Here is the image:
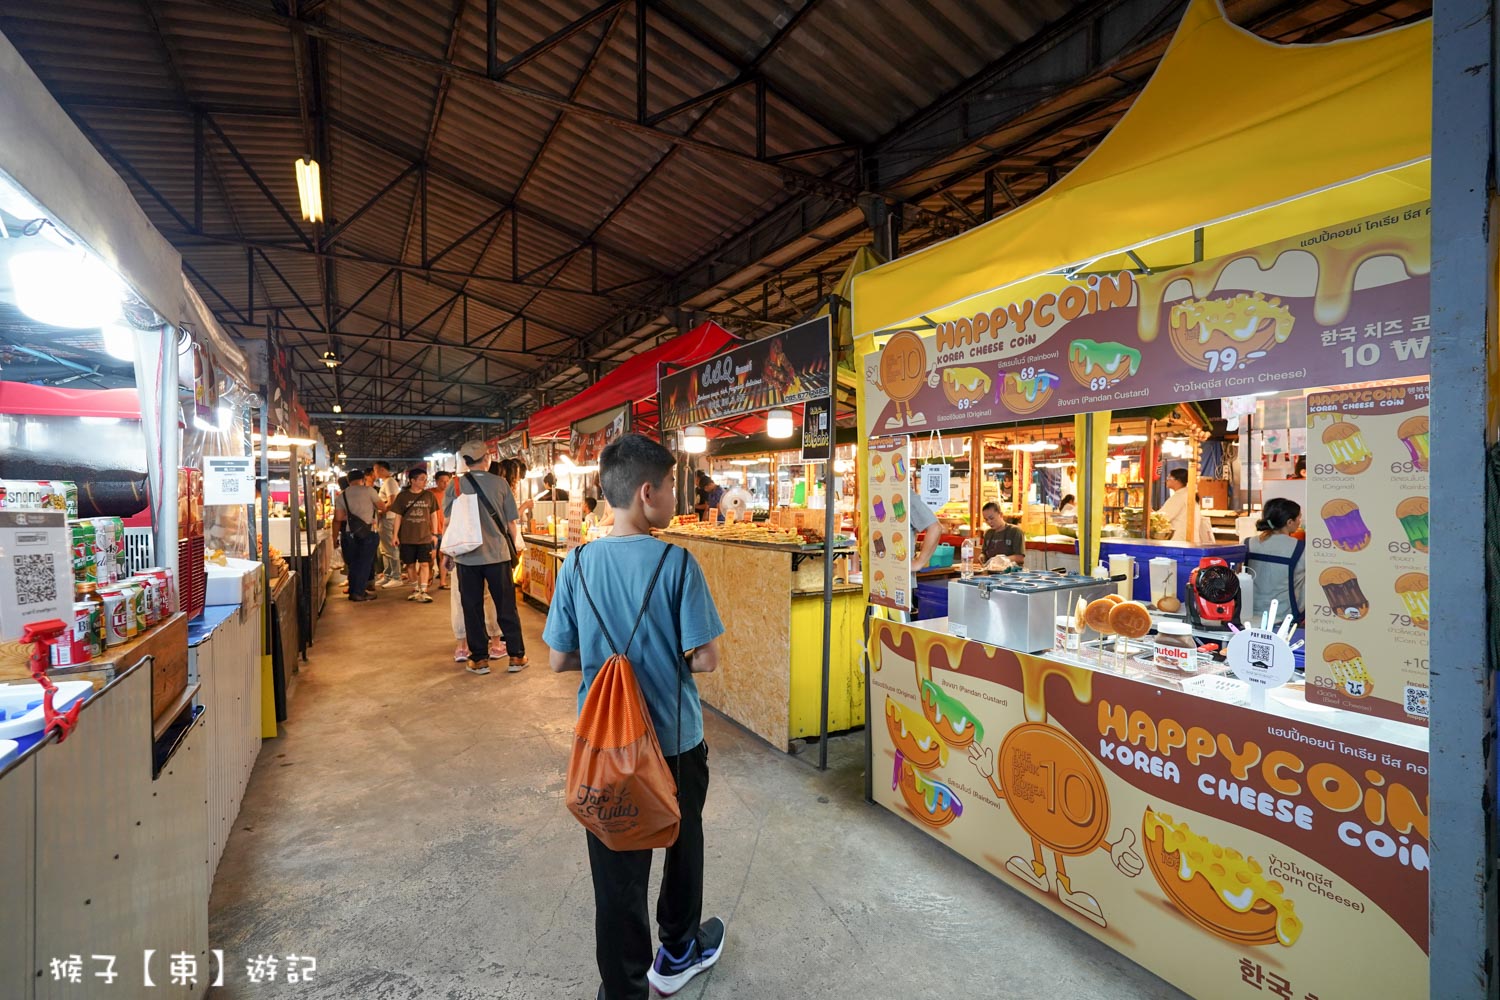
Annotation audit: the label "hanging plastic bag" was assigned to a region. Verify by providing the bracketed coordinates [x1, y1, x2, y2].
[441, 488, 483, 556]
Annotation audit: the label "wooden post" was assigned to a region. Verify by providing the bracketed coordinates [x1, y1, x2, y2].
[969, 432, 982, 534]
[1141, 418, 1156, 539]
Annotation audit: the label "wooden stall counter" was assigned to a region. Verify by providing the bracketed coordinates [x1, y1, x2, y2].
[663, 533, 864, 752]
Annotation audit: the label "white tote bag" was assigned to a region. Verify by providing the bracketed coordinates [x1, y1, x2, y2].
[441, 488, 484, 556]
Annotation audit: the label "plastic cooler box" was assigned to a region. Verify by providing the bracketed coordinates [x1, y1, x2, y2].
[1099, 539, 1247, 603]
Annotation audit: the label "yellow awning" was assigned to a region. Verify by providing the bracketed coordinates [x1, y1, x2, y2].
[851, 0, 1432, 341]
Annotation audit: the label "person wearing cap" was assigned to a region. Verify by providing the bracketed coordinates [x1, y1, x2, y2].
[443, 439, 528, 675]
[335, 469, 381, 602]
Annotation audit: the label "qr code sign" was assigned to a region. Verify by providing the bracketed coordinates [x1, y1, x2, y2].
[1248, 641, 1273, 665]
[14, 552, 58, 607]
[1404, 684, 1430, 718]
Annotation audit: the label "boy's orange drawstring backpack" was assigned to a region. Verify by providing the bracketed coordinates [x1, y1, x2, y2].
[565, 544, 682, 851]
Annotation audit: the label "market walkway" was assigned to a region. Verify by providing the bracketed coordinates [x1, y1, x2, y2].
[208, 579, 1185, 999]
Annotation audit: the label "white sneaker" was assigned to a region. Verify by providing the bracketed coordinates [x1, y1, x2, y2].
[416, 591, 433, 603]
[381, 578, 405, 589]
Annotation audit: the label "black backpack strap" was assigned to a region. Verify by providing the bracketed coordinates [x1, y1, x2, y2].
[574, 542, 674, 661]
[466, 472, 519, 561]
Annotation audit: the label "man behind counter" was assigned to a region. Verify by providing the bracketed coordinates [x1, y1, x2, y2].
[980, 502, 1026, 567]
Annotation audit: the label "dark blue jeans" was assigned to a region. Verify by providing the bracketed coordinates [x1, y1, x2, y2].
[344, 531, 379, 599]
[455, 561, 524, 661]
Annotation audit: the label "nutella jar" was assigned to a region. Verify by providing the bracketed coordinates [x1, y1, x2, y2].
[1153, 621, 1200, 673]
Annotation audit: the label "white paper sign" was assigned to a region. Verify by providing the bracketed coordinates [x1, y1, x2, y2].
[920, 462, 951, 508]
[1226, 628, 1296, 689]
[203, 456, 255, 506]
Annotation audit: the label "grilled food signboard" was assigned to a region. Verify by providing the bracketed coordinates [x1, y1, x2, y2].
[659, 316, 831, 431]
[863, 205, 1431, 435]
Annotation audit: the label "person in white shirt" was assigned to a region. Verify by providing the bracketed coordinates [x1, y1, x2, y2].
[372, 461, 404, 587]
[1159, 468, 1213, 543]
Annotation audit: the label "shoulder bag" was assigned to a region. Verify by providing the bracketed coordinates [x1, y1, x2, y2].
[465, 472, 520, 563]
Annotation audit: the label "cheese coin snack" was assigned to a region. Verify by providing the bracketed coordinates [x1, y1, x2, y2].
[1397, 415, 1429, 471]
[1320, 498, 1371, 552]
[1394, 572, 1429, 630]
[1323, 641, 1372, 697]
[1143, 809, 1302, 948]
[1321, 420, 1373, 475]
[1167, 291, 1294, 371]
[940, 366, 992, 407]
[1318, 566, 1369, 621]
[885, 696, 947, 770]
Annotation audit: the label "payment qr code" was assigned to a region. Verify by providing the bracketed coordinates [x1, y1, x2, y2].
[1404, 684, 1430, 718]
[13, 552, 57, 607]
[1249, 640, 1273, 664]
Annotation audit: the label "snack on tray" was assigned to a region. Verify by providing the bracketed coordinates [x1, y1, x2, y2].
[1156, 595, 1182, 613]
[1394, 572, 1429, 630]
[1397, 415, 1430, 471]
[1107, 601, 1153, 639]
[1318, 567, 1369, 621]
[1321, 421, 1373, 475]
[1143, 808, 1302, 948]
[1083, 598, 1118, 634]
[1320, 499, 1371, 552]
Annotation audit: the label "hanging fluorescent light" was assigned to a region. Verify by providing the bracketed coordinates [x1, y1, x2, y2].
[332, 403, 342, 414]
[766, 409, 794, 439]
[1107, 434, 1147, 445]
[681, 426, 707, 454]
[295, 157, 323, 223]
[10, 248, 123, 328]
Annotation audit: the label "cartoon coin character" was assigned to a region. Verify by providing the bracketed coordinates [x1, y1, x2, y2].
[969, 724, 1144, 926]
[874, 331, 929, 430]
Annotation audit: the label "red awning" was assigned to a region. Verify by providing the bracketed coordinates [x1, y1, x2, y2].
[0, 381, 142, 418]
[527, 321, 739, 439]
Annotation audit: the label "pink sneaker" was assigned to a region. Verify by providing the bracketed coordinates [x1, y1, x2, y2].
[488, 639, 507, 659]
[454, 643, 470, 663]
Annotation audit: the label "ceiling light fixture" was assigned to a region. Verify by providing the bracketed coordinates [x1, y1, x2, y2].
[681, 426, 707, 454]
[320, 350, 340, 369]
[766, 409, 794, 439]
[331, 403, 342, 414]
[295, 157, 323, 223]
[10, 248, 123, 328]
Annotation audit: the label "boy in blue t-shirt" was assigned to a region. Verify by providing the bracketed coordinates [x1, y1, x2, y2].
[543, 434, 726, 1000]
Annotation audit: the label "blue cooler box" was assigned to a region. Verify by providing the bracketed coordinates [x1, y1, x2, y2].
[1100, 538, 1248, 603]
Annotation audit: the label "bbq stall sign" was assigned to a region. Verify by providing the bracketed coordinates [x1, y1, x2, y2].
[658, 316, 831, 431]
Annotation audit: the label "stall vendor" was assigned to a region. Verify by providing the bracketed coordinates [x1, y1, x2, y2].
[1245, 497, 1306, 623]
[1159, 468, 1212, 542]
[694, 471, 725, 522]
[910, 493, 942, 570]
[980, 502, 1026, 567]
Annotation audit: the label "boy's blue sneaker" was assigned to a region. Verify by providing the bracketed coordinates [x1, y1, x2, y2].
[646, 916, 725, 996]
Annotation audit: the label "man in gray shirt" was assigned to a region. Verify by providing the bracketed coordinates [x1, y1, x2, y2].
[443, 440, 527, 675]
[335, 469, 381, 602]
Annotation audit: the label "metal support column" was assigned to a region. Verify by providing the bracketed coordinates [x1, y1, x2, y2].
[1429, 0, 1499, 993]
[818, 310, 837, 771]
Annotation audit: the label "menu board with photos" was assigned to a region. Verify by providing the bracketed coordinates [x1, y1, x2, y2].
[867, 437, 912, 611]
[1304, 381, 1429, 726]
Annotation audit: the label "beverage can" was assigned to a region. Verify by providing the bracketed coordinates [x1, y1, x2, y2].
[127, 577, 157, 628]
[117, 582, 143, 637]
[142, 568, 172, 616]
[72, 601, 102, 659]
[70, 521, 96, 584]
[51, 630, 85, 668]
[99, 589, 129, 646]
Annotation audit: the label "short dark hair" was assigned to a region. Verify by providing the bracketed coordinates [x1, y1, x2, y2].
[435, 470, 452, 482]
[408, 466, 427, 479]
[337, 476, 349, 490]
[695, 470, 712, 485]
[601, 434, 675, 508]
[544, 472, 557, 487]
[1169, 468, 1189, 486]
[488, 461, 502, 476]
[982, 501, 1001, 514]
[373, 461, 391, 473]
[348, 468, 366, 482]
[584, 496, 598, 513]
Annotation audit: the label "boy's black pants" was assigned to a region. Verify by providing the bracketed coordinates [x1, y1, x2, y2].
[587, 741, 710, 1000]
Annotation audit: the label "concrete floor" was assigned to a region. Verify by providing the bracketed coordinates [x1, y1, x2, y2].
[208, 580, 1186, 1000]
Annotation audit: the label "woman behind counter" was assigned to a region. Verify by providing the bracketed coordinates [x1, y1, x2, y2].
[1245, 497, 1306, 624]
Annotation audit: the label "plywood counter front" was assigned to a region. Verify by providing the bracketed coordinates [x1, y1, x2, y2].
[663, 534, 864, 752]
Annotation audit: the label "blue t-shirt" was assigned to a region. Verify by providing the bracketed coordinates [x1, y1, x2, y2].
[542, 535, 724, 756]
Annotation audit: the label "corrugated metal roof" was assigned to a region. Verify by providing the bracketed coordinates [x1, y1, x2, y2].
[0, 0, 1430, 455]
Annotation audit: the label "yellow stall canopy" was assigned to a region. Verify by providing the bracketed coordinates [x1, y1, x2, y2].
[851, 0, 1432, 342]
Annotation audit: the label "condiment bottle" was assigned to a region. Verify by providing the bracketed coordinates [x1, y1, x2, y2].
[960, 538, 974, 580]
